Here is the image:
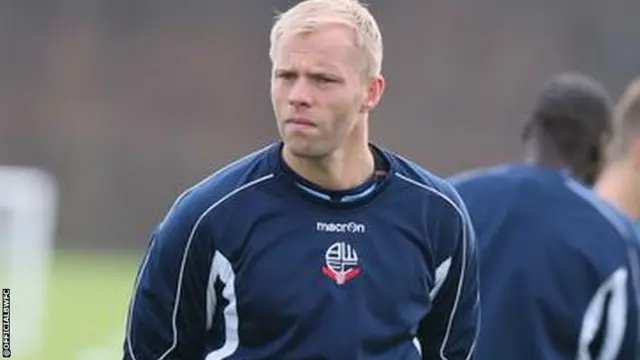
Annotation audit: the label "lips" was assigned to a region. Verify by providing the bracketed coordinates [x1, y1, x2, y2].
[285, 118, 316, 127]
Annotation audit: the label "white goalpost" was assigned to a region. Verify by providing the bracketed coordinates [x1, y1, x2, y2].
[0, 165, 58, 357]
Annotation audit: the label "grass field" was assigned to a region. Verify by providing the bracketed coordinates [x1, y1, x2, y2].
[22, 251, 140, 360]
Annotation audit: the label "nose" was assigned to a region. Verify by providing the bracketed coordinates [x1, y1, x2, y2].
[288, 78, 313, 108]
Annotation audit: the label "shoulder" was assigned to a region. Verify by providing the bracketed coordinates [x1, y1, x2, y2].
[449, 164, 521, 191]
[158, 144, 277, 232]
[383, 150, 476, 263]
[448, 164, 545, 214]
[563, 178, 638, 245]
[384, 149, 468, 224]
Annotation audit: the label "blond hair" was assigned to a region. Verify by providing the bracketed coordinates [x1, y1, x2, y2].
[610, 76, 640, 158]
[269, 0, 383, 79]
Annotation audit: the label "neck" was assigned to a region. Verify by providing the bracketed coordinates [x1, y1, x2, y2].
[526, 155, 566, 170]
[595, 162, 640, 221]
[525, 147, 567, 171]
[282, 137, 374, 191]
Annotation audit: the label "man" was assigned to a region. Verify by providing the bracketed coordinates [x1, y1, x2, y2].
[123, 1, 479, 359]
[450, 73, 640, 360]
[596, 76, 640, 233]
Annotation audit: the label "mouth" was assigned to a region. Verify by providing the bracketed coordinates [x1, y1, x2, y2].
[285, 117, 317, 127]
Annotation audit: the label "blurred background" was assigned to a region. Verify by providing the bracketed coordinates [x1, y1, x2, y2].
[1, 0, 639, 359]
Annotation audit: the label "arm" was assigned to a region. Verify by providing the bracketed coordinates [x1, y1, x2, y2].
[576, 267, 631, 359]
[537, 237, 636, 360]
[123, 199, 216, 360]
[572, 224, 640, 360]
[418, 192, 480, 360]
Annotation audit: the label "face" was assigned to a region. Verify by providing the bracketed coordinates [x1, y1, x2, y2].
[270, 25, 383, 158]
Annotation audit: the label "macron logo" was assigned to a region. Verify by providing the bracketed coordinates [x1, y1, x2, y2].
[316, 221, 366, 234]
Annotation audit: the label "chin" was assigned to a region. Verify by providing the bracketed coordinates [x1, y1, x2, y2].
[283, 139, 331, 159]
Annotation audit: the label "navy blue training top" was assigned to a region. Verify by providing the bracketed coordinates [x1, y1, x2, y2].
[124, 142, 479, 360]
[451, 164, 640, 360]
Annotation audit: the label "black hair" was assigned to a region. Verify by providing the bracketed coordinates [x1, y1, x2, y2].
[523, 73, 612, 155]
[522, 72, 612, 184]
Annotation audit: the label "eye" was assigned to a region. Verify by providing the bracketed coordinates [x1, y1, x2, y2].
[275, 71, 297, 80]
[312, 74, 337, 84]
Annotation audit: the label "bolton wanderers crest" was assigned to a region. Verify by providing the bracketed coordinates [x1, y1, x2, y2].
[321, 242, 362, 285]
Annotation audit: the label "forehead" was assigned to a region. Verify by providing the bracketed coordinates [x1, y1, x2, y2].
[273, 25, 360, 74]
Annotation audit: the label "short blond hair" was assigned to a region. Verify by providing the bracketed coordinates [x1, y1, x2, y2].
[269, 0, 383, 79]
[610, 76, 640, 158]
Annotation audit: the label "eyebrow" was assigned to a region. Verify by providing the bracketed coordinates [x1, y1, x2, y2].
[274, 67, 344, 79]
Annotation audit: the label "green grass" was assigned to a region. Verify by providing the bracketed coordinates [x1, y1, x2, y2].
[22, 251, 140, 360]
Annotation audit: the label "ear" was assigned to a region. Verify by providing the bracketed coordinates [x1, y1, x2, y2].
[360, 75, 385, 113]
[594, 131, 611, 163]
